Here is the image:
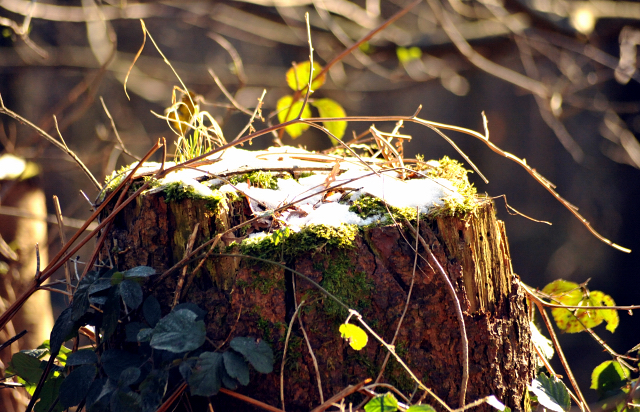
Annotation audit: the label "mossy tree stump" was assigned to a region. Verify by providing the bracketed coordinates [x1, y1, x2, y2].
[101, 157, 535, 411]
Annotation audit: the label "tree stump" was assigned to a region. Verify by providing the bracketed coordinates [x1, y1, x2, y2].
[101, 148, 535, 411]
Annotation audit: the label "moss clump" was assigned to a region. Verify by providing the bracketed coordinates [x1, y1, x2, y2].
[424, 156, 478, 217]
[239, 224, 358, 261]
[163, 181, 225, 211]
[349, 196, 417, 224]
[229, 170, 278, 189]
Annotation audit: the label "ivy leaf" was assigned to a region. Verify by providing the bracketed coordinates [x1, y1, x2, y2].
[150, 309, 206, 353]
[101, 349, 145, 381]
[88, 278, 114, 296]
[85, 377, 111, 411]
[276, 95, 311, 138]
[406, 405, 436, 412]
[188, 352, 223, 397]
[339, 323, 368, 350]
[590, 360, 630, 398]
[119, 279, 143, 310]
[125, 322, 147, 343]
[285, 61, 325, 91]
[124, 266, 155, 278]
[65, 349, 98, 366]
[528, 373, 571, 412]
[229, 337, 274, 374]
[364, 393, 399, 412]
[118, 367, 142, 388]
[311, 98, 347, 142]
[50, 307, 75, 358]
[143, 296, 161, 327]
[140, 369, 168, 412]
[72, 270, 100, 321]
[59, 364, 96, 408]
[101, 286, 121, 341]
[223, 350, 250, 386]
[110, 389, 142, 412]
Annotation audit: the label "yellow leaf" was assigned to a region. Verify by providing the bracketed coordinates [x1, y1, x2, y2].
[286, 61, 325, 92]
[311, 98, 347, 143]
[339, 323, 368, 350]
[276, 95, 311, 138]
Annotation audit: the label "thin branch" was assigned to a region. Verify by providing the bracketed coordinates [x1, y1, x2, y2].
[100, 97, 141, 161]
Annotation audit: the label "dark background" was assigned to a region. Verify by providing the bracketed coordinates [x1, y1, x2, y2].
[1, 0, 639, 404]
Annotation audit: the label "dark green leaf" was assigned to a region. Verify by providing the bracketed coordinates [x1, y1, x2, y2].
[88, 278, 113, 296]
[188, 352, 223, 397]
[223, 350, 250, 385]
[150, 309, 206, 353]
[124, 266, 156, 278]
[101, 349, 145, 380]
[59, 364, 96, 408]
[50, 307, 75, 357]
[140, 369, 168, 412]
[137, 328, 153, 343]
[173, 302, 206, 321]
[72, 270, 99, 321]
[118, 367, 142, 387]
[34, 375, 64, 412]
[229, 337, 274, 374]
[528, 372, 571, 412]
[364, 393, 399, 412]
[179, 358, 197, 382]
[119, 279, 143, 310]
[9, 351, 46, 383]
[126, 322, 147, 342]
[110, 389, 142, 412]
[101, 287, 121, 341]
[66, 349, 98, 366]
[221, 366, 239, 390]
[591, 361, 630, 398]
[85, 377, 110, 410]
[143, 296, 161, 327]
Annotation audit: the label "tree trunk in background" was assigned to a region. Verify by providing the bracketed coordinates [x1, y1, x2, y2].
[103, 183, 535, 411]
[0, 159, 54, 412]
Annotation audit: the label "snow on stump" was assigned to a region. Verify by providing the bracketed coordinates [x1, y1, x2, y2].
[100, 147, 535, 411]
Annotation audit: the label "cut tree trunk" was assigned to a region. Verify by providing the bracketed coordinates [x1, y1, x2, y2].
[101, 159, 535, 412]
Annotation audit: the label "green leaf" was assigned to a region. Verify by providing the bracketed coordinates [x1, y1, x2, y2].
[65, 349, 98, 366]
[543, 279, 618, 333]
[72, 270, 100, 321]
[150, 309, 206, 353]
[528, 372, 571, 412]
[143, 296, 161, 327]
[118, 367, 142, 387]
[59, 364, 96, 408]
[407, 405, 436, 412]
[364, 393, 399, 412]
[591, 361, 630, 398]
[229, 337, 274, 374]
[124, 266, 156, 278]
[285, 61, 325, 91]
[339, 323, 368, 350]
[35, 375, 64, 412]
[223, 350, 250, 386]
[110, 388, 142, 412]
[188, 352, 223, 397]
[119, 279, 143, 310]
[101, 349, 145, 381]
[9, 351, 46, 384]
[311, 98, 347, 142]
[397, 46, 422, 64]
[276, 95, 311, 138]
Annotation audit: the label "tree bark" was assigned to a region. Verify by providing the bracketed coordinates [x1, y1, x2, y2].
[102, 172, 535, 411]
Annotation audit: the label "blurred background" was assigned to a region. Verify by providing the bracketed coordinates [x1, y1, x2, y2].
[1, 0, 639, 404]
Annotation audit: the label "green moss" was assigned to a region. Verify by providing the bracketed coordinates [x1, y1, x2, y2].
[229, 170, 278, 189]
[349, 196, 417, 225]
[239, 224, 358, 261]
[163, 181, 225, 211]
[423, 156, 478, 217]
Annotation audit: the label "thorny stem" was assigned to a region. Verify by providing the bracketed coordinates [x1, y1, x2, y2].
[404, 222, 469, 408]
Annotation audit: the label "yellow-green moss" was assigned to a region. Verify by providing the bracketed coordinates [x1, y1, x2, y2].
[423, 156, 478, 217]
[163, 182, 225, 211]
[349, 196, 417, 225]
[229, 170, 278, 189]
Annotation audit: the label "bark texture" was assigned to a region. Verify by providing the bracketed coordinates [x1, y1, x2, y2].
[103, 185, 535, 411]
